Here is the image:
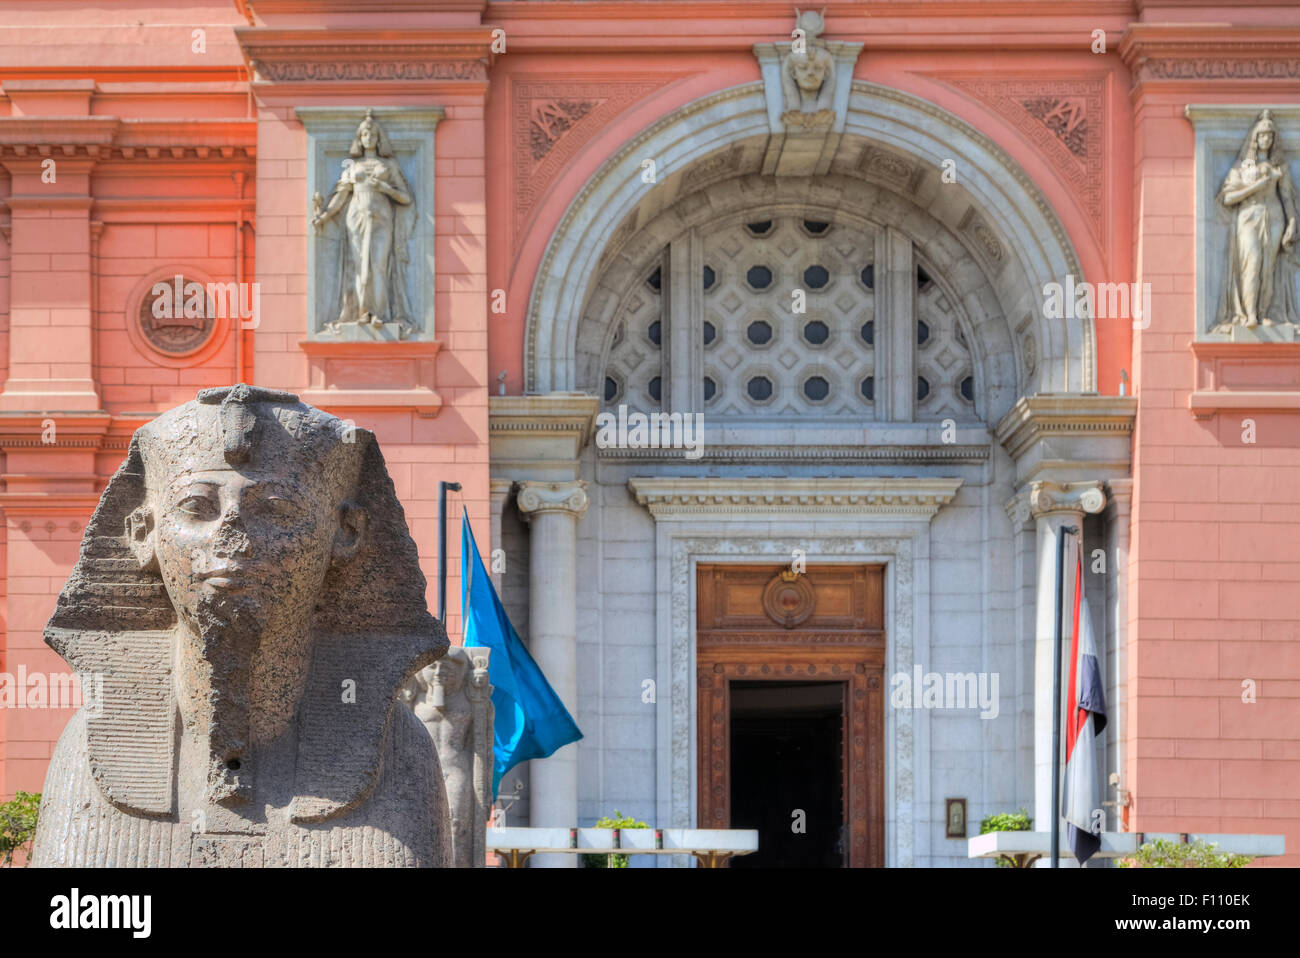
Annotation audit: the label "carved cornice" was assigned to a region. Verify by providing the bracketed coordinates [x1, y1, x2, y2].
[628, 477, 963, 520]
[598, 443, 990, 465]
[1119, 27, 1300, 92]
[995, 393, 1137, 464]
[489, 393, 599, 447]
[1026, 479, 1106, 520]
[0, 117, 257, 163]
[236, 28, 493, 86]
[515, 480, 590, 520]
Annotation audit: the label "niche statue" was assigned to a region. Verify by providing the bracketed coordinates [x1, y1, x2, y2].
[30, 384, 451, 867]
[311, 109, 417, 338]
[1214, 109, 1300, 331]
[405, 646, 495, 868]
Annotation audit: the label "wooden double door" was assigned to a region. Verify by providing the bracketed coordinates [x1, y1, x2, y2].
[696, 564, 885, 867]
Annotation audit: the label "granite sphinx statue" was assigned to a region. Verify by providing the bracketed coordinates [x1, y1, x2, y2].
[31, 384, 451, 867]
[405, 646, 494, 868]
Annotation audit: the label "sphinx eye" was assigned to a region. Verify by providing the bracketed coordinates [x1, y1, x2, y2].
[177, 494, 219, 520]
[256, 495, 302, 519]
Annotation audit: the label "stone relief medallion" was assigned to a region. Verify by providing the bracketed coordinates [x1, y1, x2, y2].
[761, 570, 817, 629]
[137, 276, 217, 356]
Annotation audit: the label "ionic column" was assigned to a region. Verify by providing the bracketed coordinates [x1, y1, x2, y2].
[1027, 480, 1106, 841]
[516, 479, 589, 867]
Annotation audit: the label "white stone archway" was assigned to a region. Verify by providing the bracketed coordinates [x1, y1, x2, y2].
[525, 81, 1093, 399]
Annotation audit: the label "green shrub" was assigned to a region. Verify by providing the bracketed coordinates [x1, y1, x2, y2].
[0, 791, 41, 867]
[979, 808, 1036, 868]
[1117, 838, 1254, 869]
[582, 811, 649, 869]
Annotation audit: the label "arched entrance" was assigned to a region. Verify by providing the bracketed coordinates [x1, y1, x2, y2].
[517, 81, 1101, 867]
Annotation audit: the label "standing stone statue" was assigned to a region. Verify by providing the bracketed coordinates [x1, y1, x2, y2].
[311, 109, 417, 337]
[31, 384, 451, 867]
[781, 9, 836, 130]
[1215, 109, 1300, 331]
[406, 646, 494, 868]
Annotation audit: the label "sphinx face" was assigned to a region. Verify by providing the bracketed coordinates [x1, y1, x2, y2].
[153, 467, 339, 637]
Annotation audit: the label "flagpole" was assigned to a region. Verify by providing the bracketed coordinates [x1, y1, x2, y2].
[438, 481, 461, 624]
[1050, 524, 1077, 868]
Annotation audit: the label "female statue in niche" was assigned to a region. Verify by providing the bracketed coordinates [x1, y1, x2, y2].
[1215, 109, 1300, 331]
[311, 110, 417, 336]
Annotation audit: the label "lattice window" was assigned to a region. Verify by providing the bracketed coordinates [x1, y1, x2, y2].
[703, 216, 876, 417]
[915, 264, 978, 421]
[603, 262, 664, 410]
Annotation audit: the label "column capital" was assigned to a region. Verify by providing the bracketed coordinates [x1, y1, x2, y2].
[489, 477, 515, 502]
[1105, 478, 1133, 511]
[1027, 479, 1106, 520]
[516, 480, 589, 520]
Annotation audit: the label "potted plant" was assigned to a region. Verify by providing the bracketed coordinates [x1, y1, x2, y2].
[979, 808, 1037, 868]
[582, 811, 649, 868]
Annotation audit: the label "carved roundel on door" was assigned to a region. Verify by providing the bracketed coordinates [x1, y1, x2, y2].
[761, 571, 816, 629]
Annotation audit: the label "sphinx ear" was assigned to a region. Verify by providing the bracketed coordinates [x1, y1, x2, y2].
[125, 506, 158, 572]
[332, 502, 367, 564]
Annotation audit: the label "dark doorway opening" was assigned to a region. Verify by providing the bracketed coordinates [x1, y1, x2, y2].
[728, 680, 844, 868]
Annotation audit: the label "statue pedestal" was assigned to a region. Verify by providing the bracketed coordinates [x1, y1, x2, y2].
[1229, 323, 1296, 343]
[318, 320, 414, 343]
[298, 340, 443, 418]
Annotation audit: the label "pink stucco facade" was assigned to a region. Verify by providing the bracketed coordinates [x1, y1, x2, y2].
[1, 0, 1298, 865]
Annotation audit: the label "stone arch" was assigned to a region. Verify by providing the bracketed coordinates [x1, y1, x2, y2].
[525, 81, 1093, 399]
[581, 175, 1012, 423]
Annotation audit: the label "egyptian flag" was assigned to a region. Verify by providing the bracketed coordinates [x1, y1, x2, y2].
[1062, 536, 1108, 865]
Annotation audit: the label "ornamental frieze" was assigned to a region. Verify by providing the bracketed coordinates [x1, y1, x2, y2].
[510, 76, 678, 249]
[928, 74, 1105, 240]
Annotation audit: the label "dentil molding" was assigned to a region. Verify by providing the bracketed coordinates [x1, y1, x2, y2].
[627, 477, 962, 520]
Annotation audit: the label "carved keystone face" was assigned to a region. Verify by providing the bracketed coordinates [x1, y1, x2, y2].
[791, 54, 828, 94]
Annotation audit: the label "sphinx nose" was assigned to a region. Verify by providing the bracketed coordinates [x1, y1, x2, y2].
[212, 511, 252, 557]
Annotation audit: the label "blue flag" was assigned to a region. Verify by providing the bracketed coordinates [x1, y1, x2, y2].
[461, 512, 582, 799]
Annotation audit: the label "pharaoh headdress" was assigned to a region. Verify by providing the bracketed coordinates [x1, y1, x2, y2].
[44, 384, 448, 821]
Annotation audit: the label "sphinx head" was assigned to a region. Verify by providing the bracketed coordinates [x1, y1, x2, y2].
[126, 385, 367, 643]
